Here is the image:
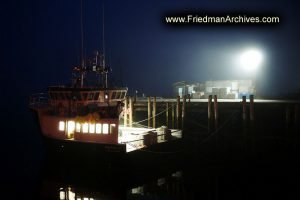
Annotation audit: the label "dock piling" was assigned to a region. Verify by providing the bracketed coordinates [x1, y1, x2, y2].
[208, 95, 212, 132]
[148, 97, 151, 128]
[214, 95, 218, 128]
[242, 96, 247, 121]
[153, 96, 156, 128]
[172, 103, 175, 129]
[124, 97, 128, 127]
[182, 95, 186, 131]
[166, 102, 169, 128]
[129, 97, 133, 127]
[250, 95, 254, 121]
[176, 96, 180, 129]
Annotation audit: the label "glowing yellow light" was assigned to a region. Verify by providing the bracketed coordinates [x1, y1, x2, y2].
[76, 123, 81, 133]
[59, 191, 65, 200]
[59, 121, 65, 131]
[96, 123, 102, 134]
[82, 123, 89, 133]
[67, 121, 75, 134]
[68, 189, 75, 200]
[103, 124, 109, 134]
[89, 124, 95, 133]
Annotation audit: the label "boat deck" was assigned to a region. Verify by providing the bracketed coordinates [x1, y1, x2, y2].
[118, 126, 182, 152]
[64, 126, 182, 153]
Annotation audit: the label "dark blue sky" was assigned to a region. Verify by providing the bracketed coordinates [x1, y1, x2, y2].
[1, 0, 300, 99]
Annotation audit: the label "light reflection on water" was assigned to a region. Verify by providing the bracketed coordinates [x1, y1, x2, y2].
[41, 170, 185, 200]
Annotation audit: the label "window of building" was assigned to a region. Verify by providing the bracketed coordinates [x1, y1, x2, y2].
[59, 121, 65, 131]
[96, 123, 102, 134]
[103, 124, 109, 134]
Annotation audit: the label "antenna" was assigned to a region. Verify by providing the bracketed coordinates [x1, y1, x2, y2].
[102, 3, 108, 89]
[80, 0, 85, 87]
[102, 3, 106, 68]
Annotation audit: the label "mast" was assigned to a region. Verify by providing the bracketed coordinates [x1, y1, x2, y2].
[102, 3, 108, 89]
[80, 0, 85, 87]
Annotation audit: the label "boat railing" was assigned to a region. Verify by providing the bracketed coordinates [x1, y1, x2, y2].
[29, 93, 49, 109]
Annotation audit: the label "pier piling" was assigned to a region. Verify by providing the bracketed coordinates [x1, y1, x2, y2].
[124, 97, 128, 127]
[172, 103, 175, 129]
[177, 96, 180, 129]
[214, 95, 218, 128]
[153, 96, 156, 128]
[129, 97, 133, 127]
[166, 102, 169, 128]
[250, 95, 254, 121]
[182, 95, 186, 131]
[148, 97, 151, 128]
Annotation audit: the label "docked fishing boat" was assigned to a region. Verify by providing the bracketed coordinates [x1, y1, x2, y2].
[29, 52, 182, 159]
[29, 3, 182, 175]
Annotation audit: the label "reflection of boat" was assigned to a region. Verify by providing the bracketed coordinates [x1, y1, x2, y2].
[41, 170, 183, 200]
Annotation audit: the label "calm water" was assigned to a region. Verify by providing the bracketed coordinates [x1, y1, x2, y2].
[5, 104, 299, 199]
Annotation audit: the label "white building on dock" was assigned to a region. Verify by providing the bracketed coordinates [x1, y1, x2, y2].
[173, 80, 255, 99]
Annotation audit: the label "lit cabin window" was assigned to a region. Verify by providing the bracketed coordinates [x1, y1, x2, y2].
[67, 121, 75, 134]
[110, 124, 116, 134]
[59, 190, 65, 200]
[68, 190, 75, 200]
[96, 123, 102, 134]
[59, 121, 65, 131]
[89, 124, 95, 133]
[82, 123, 89, 133]
[103, 124, 109, 134]
[76, 123, 81, 133]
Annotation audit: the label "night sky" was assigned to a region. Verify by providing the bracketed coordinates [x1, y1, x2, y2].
[2, 0, 300, 98]
[1, 0, 300, 198]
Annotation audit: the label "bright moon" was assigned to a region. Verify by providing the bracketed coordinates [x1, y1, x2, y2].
[240, 49, 263, 71]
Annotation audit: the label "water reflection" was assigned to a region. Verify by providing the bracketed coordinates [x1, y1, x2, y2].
[41, 170, 185, 200]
